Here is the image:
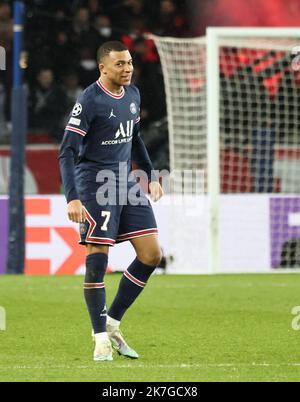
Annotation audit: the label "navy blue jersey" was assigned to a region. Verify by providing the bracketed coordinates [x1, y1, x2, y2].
[59, 79, 155, 203]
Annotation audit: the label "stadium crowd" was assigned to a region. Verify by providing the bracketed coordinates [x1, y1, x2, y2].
[0, 0, 190, 168]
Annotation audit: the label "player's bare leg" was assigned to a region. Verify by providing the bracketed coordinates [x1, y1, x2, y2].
[84, 244, 113, 361]
[86, 244, 109, 256]
[130, 234, 162, 266]
[107, 235, 162, 358]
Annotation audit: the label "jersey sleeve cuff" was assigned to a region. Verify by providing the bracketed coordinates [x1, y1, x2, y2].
[65, 126, 87, 137]
[66, 191, 80, 204]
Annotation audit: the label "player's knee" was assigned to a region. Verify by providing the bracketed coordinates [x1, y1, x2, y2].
[86, 244, 109, 256]
[138, 248, 162, 266]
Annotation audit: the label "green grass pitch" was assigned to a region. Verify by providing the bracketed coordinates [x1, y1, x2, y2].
[1, 274, 300, 382]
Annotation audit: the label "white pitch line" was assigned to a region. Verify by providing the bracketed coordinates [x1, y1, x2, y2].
[1, 363, 300, 370]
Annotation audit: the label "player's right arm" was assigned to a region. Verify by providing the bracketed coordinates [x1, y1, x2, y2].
[59, 127, 86, 223]
[58, 92, 95, 223]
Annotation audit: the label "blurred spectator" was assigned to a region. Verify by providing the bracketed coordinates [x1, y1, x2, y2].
[63, 72, 83, 106]
[77, 47, 99, 88]
[72, 7, 90, 36]
[0, 1, 13, 53]
[70, 8, 99, 54]
[131, 36, 162, 124]
[88, 0, 104, 16]
[133, 36, 159, 65]
[112, 0, 147, 31]
[50, 31, 75, 78]
[92, 14, 120, 44]
[132, 63, 166, 126]
[62, 71, 83, 127]
[155, 0, 188, 37]
[29, 68, 67, 142]
[132, 37, 166, 127]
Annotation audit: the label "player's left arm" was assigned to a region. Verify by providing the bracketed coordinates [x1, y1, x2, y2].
[132, 122, 164, 202]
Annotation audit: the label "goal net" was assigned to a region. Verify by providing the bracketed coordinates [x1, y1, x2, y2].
[152, 28, 300, 273]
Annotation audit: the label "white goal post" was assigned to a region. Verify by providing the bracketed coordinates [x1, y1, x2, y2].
[151, 28, 300, 274]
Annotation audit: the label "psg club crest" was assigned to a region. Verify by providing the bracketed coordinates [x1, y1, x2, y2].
[130, 102, 137, 114]
[72, 103, 82, 117]
[80, 222, 87, 235]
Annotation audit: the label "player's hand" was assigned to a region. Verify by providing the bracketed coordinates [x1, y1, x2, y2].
[149, 181, 164, 202]
[67, 199, 86, 223]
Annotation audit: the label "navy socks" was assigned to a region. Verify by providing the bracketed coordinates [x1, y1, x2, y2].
[84, 253, 108, 334]
[108, 258, 156, 321]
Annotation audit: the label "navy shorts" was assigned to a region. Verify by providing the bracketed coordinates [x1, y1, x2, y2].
[79, 196, 158, 246]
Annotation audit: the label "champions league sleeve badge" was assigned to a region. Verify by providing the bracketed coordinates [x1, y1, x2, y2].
[72, 103, 83, 117]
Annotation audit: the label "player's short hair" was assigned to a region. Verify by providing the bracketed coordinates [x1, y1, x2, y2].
[97, 41, 129, 63]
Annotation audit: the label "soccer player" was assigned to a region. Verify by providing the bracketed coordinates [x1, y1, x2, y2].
[59, 41, 163, 361]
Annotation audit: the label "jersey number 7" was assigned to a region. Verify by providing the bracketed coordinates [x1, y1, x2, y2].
[101, 211, 111, 231]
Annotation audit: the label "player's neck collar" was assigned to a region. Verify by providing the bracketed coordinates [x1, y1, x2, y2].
[97, 79, 125, 99]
